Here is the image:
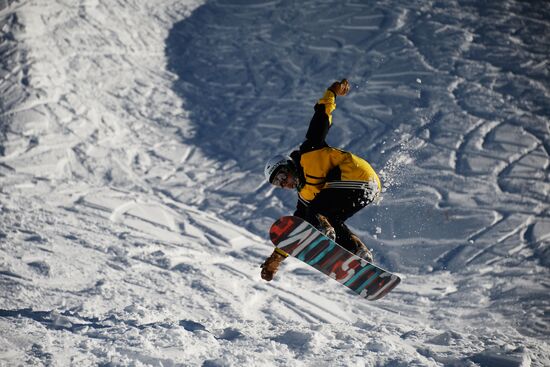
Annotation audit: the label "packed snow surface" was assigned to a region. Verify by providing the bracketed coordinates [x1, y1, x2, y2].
[1, 0, 549, 366]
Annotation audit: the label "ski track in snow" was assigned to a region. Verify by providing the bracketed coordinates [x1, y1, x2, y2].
[0, 0, 549, 366]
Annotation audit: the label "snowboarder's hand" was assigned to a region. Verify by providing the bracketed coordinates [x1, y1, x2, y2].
[260, 264, 275, 281]
[260, 251, 286, 281]
[316, 214, 336, 241]
[329, 79, 350, 96]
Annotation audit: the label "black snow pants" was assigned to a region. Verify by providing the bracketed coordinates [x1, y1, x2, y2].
[295, 187, 377, 253]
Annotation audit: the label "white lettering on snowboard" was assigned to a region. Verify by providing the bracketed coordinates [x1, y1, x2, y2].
[277, 221, 318, 256]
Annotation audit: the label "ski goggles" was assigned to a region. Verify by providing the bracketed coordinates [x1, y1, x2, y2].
[271, 171, 288, 187]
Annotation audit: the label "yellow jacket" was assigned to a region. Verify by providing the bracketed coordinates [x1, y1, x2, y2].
[296, 89, 381, 202]
[299, 147, 380, 201]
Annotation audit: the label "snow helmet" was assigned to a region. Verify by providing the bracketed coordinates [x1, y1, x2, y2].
[264, 155, 294, 184]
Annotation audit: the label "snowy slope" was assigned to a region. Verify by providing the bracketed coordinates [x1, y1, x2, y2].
[1, 0, 549, 366]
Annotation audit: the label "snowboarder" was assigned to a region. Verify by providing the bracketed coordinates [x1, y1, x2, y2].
[261, 79, 381, 281]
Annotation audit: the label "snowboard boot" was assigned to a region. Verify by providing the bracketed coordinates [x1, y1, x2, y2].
[316, 214, 336, 241]
[260, 249, 287, 281]
[351, 234, 374, 263]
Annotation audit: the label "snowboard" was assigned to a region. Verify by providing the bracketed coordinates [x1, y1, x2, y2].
[269, 216, 400, 301]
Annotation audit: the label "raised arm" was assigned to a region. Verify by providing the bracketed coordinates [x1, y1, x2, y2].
[301, 79, 350, 152]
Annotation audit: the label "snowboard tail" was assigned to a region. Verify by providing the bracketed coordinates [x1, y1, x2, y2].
[270, 216, 400, 301]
